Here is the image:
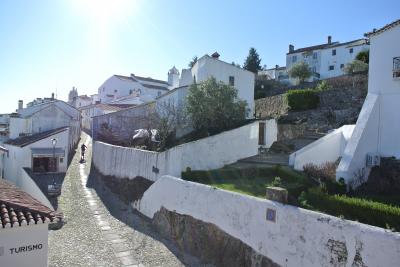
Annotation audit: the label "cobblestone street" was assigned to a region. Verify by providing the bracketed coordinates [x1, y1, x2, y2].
[48, 133, 192, 267]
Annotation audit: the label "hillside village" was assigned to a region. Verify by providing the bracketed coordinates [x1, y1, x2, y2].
[0, 18, 400, 267]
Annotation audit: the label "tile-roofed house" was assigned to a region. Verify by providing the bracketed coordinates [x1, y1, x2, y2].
[5, 127, 68, 148]
[0, 179, 55, 228]
[142, 83, 169, 90]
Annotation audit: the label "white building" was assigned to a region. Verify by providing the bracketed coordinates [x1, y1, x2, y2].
[289, 19, 400, 184]
[336, 19, 400, 182]
[98, 74, 169, 104]
[286, 36, 369, 84]
[0, 114, 10, 143]
[258, 65, 289, 84]
[9, 100, 81, 152]
[0, 179, 55, 267]
[3, 127, 70, 185]
[177, 52, 255, 116]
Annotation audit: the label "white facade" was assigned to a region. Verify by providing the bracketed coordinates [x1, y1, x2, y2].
[178, 55, 255, 117]
[98, 74, 169, 104]
[0, 223, 49, 267]
[258, 66, 289, 83]
[286, 37, 369, 84]
[337, 21, 400, 182]
[135, 175, 400, 267]
[8, 101, 80, 151]
[3, 128, 70, 185]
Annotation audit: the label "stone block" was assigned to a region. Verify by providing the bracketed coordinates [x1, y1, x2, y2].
[265, 187, 288, 204]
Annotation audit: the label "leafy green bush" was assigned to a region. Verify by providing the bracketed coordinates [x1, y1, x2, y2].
[299, 188, 400, 231]
[285, 89, 319, 111]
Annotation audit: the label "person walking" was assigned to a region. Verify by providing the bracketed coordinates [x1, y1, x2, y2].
[81, 143, 87, 162]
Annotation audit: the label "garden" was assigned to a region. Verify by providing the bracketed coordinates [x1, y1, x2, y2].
[182, 162, 400, 231]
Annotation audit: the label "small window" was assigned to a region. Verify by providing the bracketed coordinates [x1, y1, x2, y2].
[393, 57, 400, 79]
[311, 67, 316, 73]
[340, 64, 344, 69]
[60, 158, 64, 163]
[229, 76, 235, 86]
[332, 49, 336, 56]
[129, 89, 133, 94]
[114, 89, 117, 93]
[312, 52, 317, 59]
[329, 65, 334, 71]
[349, 48, 354, 54]
[292, 55, 297, 63]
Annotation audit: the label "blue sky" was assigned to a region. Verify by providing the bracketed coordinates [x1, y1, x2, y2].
[0, 0, 398, 113]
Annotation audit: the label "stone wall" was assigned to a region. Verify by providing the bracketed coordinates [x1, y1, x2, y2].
[153, 207, 279, 267]
[255, 94, 288, 119]
[256, 75, 368, 135]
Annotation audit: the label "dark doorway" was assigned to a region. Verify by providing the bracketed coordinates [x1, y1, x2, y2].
[258, 122, 266, 145]
[33, 157, 58, 173]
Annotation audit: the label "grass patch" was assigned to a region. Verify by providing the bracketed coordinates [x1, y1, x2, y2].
[182, 165, 310, 204]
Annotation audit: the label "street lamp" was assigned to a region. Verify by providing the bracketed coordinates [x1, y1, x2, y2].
[51, 138, 57, 172]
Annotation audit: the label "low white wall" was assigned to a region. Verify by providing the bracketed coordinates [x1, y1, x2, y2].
[93, 120, 276, 181]
[289, 125, 355, 171]
[18, 168, 54, 210]
[135, 175, 400, 267]
[337, 94, 380, 182]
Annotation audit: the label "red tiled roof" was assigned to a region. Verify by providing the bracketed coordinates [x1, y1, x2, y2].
[0, 180, 55, 228]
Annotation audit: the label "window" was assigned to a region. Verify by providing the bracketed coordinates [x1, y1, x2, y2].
[292, 55, 297, 63]
[329, 65, 334, 71]
[340, 64, 344, 69]
[229, 76, 235, 86]
[394, 57, 400, 79]
[114, 89, 118, 93]
[312, 52, 318, 59]
[349, 48, 354, 54]
[33, 157, 58, 173]
[311, 67, 316, 73]
[157, 91, 161, 96]
[332, 49, 336, 56]
[129, 89, 133, 94]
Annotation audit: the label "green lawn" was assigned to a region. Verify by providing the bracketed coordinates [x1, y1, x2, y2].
[182, 165, 400, 231]
[182, 165, 311, 205]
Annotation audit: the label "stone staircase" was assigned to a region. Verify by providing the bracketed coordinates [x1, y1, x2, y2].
[234, 131, 326, 168]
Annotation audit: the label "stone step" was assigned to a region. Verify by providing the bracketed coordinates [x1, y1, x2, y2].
[239, 154, 289, 166]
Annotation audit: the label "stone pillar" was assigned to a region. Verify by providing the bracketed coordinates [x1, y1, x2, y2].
[266, 187, 288, 204]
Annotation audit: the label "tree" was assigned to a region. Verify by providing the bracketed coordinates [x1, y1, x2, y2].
[186, 77, 248, 134]
[288, 62, 312, 84]
[188, 56, 198, 68]
[355, 50, 369, 64]
[243, 47, 262, 73]
[344, 60, 369, 75]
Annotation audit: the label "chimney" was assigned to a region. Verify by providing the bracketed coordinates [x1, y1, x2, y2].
[18, 100, 23, 110]
[289, 44, 294, 53]
[328, 35, 332, 44]
[51, 93, 55, 100]
[211, 52, 220, 59]
[275, 65, 279, 70]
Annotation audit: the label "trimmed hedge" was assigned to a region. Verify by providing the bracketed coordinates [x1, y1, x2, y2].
[299, 188, 400, 231]
[285, 89, 319, 111]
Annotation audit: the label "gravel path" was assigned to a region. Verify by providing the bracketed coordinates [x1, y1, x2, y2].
[48, 133, 192, 267]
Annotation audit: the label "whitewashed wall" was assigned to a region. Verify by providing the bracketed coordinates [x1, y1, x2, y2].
[0, 223, 49, 267]
[135, 175, 400, 267]
[289, 125, 355, 171]
[93, 120, 276, 181]
[19, 168, 54, 209]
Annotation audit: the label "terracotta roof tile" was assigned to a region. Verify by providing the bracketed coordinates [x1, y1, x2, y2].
[0, 180, 55, 229]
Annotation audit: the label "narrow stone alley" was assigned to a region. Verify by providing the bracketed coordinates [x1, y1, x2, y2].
[48, 133, 195, 267]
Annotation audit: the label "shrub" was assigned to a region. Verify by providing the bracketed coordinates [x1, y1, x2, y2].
[299, 188, 400, 231]
[285, 88, 319, 110]
[315, 80, 330, 91]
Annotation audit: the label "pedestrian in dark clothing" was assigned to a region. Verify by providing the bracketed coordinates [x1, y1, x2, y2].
[81, 144, 87, 162]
